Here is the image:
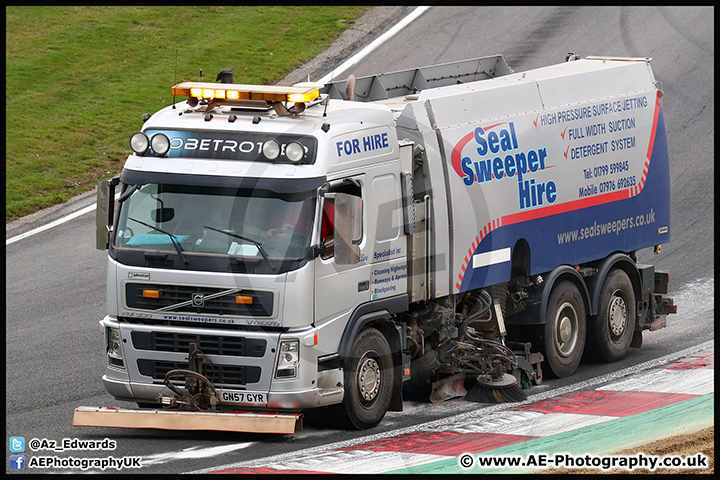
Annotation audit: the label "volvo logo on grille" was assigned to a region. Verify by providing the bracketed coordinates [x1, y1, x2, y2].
[192, 293, 205, 307]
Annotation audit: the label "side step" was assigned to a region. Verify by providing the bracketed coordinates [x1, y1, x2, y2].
[73, 406, 302, 434]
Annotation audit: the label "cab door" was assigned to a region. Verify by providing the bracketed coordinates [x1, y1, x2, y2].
[314, 175, 371, 328]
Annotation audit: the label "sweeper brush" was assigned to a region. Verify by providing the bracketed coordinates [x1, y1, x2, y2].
[464, 373, 528, 403]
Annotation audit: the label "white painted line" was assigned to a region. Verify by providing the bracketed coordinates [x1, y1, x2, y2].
[315, 6, 431, 85]
[473, 247, 511, 268]
[142, 442, 255, 466]
[440, 410, 544, 434]
[596, 368, 714, 396]
[440, 411, 615, 437]
[6, 203, 96, 245]
[270, 450, 444, 475]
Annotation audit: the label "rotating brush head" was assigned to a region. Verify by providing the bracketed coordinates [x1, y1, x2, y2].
[464, 374, 528, 404]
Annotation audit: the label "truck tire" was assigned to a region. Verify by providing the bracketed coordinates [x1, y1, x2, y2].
[543, 281, 586, 378]
[586, 269, 636, 362]
[337, 327, 394, 429]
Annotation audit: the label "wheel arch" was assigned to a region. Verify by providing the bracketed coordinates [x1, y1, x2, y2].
[584, 253, 642, 319]
[337, 295, 407, 364]
[511, 238, 531, 277]
[540, 265, 591, 323]
[338, 311, 400, 362]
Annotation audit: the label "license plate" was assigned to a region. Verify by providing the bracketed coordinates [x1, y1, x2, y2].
[219, 390, 267, 406]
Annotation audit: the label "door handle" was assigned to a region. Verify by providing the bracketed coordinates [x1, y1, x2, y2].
[358, 280, 369, 292]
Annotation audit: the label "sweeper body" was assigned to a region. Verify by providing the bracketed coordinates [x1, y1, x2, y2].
[80, 55, 675, 434]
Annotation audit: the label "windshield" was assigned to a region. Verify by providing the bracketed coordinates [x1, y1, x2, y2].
[113, 183, 315, 268]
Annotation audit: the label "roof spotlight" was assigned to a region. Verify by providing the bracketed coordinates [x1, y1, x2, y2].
[285, 141, 305, 163]
[150, 133, 170, 156]
[130, 132, 149, 155]
[262, 139, 281, 160]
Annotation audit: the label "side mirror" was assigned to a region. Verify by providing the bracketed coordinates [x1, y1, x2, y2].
[333, 192, 362, 265]
[95, 177, 120, 249]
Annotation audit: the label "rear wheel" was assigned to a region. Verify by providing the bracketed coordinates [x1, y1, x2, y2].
[586, 269, 636, 362]
[543, 281, 586, 378]
[336, 327, 394, 429]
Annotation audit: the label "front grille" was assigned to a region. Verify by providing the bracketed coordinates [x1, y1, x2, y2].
[228, 262, 252, 274]
[125, 283, 274, 317]
[137, 359, 261, 385]
[148, 259, 174, 268]
[132, 331, 266, 357]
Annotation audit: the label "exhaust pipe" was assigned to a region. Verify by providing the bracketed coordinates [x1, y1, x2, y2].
[345, 75, 355, 101]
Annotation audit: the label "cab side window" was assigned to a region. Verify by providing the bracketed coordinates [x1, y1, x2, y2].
[321, 181, 361, 261]
[320, 198, 335, 260]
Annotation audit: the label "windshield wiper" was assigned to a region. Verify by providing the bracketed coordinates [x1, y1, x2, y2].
[127, 216, 189, 265]
[203, 225, 277, 271]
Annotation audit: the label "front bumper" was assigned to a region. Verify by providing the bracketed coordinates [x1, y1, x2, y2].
[102, 373, 343, 410]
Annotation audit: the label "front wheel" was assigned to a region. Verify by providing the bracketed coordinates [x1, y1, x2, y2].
[543, 281, 586, 378]
[586, 269, 636, 362]
[336, 327, 394, 429]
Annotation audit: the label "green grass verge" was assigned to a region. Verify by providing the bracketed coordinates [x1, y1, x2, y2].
[6, 6, 369, 222]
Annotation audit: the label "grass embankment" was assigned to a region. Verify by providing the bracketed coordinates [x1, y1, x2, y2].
[6, 6, 368, 222]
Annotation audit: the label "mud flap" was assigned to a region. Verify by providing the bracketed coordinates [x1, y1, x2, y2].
[429, 373, 468, 403]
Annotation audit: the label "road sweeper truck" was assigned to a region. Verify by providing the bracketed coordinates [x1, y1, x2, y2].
[76, 54, 675, 434]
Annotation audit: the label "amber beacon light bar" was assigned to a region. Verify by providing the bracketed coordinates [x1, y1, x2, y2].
[172, 82, 320, 104]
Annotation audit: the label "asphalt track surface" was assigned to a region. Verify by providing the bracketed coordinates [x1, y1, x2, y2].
[5, 6, 713, 475]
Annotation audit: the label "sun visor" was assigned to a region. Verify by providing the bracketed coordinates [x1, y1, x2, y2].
[119, 170, 326, 194]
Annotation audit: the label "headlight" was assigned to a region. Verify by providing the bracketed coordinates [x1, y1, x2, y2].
[150, 133, 170, 156]
[275, 340, 299, 379]
[262, 139, 281, 160]
[285, 141, 305, 163]
[107, 327, 126, 370]
[130, 132, 149, 155]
